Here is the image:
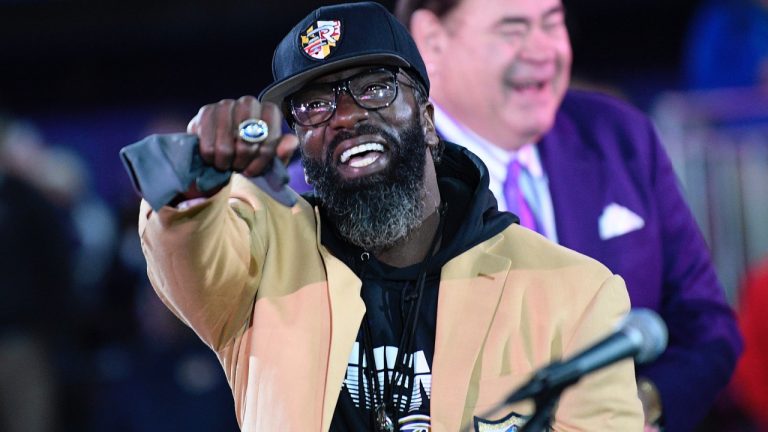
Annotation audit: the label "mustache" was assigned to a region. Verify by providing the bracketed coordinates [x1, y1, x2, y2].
[325, 124, 398, 163]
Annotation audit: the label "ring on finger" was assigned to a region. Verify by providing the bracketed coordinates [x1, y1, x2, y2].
[238, 119, 269, 144]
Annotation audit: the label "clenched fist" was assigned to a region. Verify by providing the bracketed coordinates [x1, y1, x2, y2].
[187, 95, 299, 178]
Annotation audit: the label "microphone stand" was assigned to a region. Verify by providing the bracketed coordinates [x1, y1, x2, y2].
[507, 363, 574, 432]
[518, 386, 563, 432]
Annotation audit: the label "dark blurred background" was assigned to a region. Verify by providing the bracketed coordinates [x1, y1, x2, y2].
[0, 0, 716, 206]
[1, 0, 767, 431]
[1, 0, 699, 111]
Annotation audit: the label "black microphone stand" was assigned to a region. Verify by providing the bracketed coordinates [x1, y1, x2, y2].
[518, 386, 562, 432]
[506, 362, 575, 432]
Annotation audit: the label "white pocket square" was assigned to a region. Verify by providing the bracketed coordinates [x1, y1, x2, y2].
[598, 203, 645, 240]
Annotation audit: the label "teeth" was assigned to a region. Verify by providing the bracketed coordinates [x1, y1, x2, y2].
[339, 143, 384, 164]
[349, 153, 380, 168]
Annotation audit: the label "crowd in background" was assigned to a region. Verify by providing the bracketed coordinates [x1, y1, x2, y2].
[0, 112, 240, 431]
[0, 0, 766, 431]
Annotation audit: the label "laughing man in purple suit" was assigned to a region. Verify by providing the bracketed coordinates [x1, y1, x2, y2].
[394, 0, 743, 430]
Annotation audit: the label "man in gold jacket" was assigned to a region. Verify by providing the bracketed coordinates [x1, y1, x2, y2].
[133, 2, 642, 431]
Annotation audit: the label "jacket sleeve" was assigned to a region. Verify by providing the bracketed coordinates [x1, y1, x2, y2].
[138, 178, 268, 351]
[638, 123, 743, 432]
[554, 273, 644, 432]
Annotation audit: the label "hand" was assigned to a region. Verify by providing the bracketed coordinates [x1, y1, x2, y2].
[637, 377, 662, 429]
[186, 95, 299, 177]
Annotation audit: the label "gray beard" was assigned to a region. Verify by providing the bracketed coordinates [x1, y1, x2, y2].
[301, 121, 427, 252]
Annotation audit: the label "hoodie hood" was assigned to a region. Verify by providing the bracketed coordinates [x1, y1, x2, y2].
[428, 141, 517, 269]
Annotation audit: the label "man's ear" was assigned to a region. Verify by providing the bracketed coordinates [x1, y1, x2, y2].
[422, 102, 439, 149]
[409, 9, 447, 77]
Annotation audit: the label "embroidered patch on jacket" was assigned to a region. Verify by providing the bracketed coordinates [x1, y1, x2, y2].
[300, 20, 341, 60]
[474, 411, 528, 431]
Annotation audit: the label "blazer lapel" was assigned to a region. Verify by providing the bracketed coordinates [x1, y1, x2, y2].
[315, 215, 366, 431]
[431, 235, 511, 430]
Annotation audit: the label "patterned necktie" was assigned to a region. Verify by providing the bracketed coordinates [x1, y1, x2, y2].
[504, 159, 539, 232]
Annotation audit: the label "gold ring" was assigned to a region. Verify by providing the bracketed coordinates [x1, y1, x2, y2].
[238, 119, 269, 144]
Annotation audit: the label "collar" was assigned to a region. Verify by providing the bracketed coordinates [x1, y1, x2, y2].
[432, 102, 544, 179]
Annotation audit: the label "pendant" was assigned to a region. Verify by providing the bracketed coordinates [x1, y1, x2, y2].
[376, 403, 394, 432]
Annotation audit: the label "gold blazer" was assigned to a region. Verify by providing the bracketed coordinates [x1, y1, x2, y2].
[139, 175, 642, 431]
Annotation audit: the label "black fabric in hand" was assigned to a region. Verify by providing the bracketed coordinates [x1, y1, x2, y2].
[120, 133, 295, 211]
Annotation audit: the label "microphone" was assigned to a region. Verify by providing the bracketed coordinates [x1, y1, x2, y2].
[506, 308, 668, 404]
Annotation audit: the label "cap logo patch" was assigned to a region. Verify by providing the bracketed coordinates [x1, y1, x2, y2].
[301, 20, 342, 60]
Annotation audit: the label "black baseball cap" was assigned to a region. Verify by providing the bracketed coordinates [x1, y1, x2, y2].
[259, 1, 430, 108]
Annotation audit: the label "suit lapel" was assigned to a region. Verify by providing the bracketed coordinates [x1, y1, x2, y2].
[431, 235, 511, 430]
[538, 114, 605, 256]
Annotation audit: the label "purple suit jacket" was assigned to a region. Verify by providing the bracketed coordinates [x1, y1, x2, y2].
[536, 90, 742, 431]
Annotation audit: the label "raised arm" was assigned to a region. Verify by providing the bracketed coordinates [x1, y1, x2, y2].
[135, 96, 299, 350]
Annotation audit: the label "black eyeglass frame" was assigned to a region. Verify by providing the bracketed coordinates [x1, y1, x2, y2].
[287, 66, 421, 127]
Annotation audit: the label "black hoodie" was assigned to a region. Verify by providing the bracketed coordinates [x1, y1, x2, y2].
[309, 142, 516, 431]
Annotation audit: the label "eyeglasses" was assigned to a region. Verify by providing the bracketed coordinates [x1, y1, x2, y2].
[289, 67, 415, 127]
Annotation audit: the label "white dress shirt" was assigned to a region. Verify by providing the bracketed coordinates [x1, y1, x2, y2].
[433, 103, 558, 242]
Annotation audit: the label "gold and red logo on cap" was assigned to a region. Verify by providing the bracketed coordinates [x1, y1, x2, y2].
[300, 20, 342, 60]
